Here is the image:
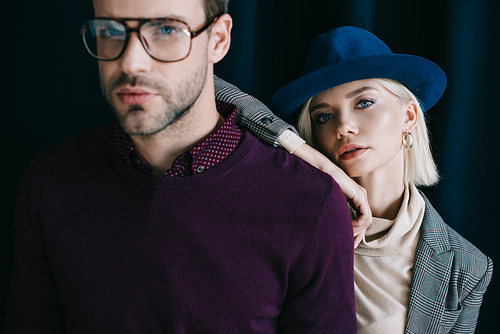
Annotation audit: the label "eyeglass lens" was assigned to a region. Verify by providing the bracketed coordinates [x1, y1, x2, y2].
[82, 19, 192, 61]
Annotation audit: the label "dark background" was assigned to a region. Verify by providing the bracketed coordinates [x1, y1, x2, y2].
[1, 0, 498, 331]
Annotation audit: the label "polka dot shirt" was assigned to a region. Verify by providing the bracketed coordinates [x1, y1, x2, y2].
[113, 101, 242, 177]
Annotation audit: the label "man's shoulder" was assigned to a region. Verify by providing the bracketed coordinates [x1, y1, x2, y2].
[242, 131, 335, 183]
[27, 123, 112, 177]
[238, 131, 346, 210]
[231, 131, 352, 246]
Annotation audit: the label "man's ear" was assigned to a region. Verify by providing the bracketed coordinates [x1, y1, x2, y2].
[404, 100, 418, 132]
[209, 14, 232, 64]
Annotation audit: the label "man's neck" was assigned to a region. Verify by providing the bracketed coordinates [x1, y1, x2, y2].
[130, 94, 224, 177]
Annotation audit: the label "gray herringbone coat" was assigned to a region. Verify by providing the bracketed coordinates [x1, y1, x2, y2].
[405, 195, 492, 333]
[405, 196, 493, 334]
[214, 76, 493, 333]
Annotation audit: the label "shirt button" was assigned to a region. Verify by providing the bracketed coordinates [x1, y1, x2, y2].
[196, 166, 205, 173]
[261, 117, 273, 124]
[131, 156, 142, 167]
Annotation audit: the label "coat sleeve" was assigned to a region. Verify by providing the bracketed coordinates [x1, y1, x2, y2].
[2, 162, 67, 334]
[278, 184, 357, 333]
[449, 255, 493, 333]
[214, 75, 298, 148]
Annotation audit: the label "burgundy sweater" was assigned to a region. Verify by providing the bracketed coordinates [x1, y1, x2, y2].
[4, 124, 356, 334]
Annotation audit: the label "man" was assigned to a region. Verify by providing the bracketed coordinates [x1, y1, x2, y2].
[3, 0, 357, 332]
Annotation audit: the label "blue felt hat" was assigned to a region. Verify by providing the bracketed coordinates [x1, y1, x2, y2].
[269, 26, 447, 122]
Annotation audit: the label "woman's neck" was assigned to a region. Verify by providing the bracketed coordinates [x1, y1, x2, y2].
[353, 154, 406, 220]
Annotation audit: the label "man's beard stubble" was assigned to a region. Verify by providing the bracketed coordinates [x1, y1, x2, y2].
[100, 67, 207, 137]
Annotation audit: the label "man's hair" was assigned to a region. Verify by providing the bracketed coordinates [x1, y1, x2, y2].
[296, 78, 439, 187]
[203, 0, 229, 20]
[91, 0, 229, 21]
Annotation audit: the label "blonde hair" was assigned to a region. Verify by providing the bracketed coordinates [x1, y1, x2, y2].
[296, 78, 439, 187]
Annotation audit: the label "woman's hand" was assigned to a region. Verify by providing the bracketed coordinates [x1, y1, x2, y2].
[345, 182, 371, 248]
[292, 143, 372, 248]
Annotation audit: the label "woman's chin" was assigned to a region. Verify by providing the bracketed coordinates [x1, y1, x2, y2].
[344, 167, 369, 179]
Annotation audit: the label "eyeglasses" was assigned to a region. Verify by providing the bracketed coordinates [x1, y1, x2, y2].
[80, 16, 219, 62]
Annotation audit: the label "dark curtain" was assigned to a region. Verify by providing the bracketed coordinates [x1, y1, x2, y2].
[1, 1, 498, 332]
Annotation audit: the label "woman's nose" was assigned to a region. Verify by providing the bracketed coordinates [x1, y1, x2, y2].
[336, 114, 358, 139]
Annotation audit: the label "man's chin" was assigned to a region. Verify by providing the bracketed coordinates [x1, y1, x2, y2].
[112, 95, 195, 137]
[113, 107, 165, 137]
[120, 121, 168, 137]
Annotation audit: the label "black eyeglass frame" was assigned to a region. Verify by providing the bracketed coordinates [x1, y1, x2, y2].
[80, 15, 221, 62]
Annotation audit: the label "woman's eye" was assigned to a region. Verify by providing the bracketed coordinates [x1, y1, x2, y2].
[357, 100, 373, 108]
[316, 114, 333, 124]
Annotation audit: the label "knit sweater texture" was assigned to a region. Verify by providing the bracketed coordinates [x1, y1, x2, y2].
[4, 124, 356, 334]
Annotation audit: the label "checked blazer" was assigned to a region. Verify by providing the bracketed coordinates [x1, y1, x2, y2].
[214, 75, 297, 148]
[405, 194, 492, 333]
[214, 76, 493, 333]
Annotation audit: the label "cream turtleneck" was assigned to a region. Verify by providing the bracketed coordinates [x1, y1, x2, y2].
[354, 182, 425, 334]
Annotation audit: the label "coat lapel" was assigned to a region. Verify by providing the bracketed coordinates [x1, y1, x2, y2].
[405, 195, 453, 333]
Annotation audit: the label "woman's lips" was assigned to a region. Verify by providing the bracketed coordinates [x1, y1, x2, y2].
[339, 144, 368, 161]
[116, 88, 157, 105]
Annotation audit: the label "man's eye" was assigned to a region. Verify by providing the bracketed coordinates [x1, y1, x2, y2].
[159, 26, 176, 35]
[316, 114, 333, 124]
[101, 28, 124, 38]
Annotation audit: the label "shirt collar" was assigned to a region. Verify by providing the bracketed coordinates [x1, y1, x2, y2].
[113, 100, 241, 177]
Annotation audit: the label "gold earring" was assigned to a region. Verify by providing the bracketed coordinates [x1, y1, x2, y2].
[402, 131, 413, 150]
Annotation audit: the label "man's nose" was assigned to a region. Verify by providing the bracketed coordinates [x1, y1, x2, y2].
[117, 33, 153, 76]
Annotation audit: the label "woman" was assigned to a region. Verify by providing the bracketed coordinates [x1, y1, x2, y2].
[216, 26, 492, 333]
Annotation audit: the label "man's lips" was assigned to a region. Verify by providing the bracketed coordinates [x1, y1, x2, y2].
[339, 143, 368, 161]
[116, 88, 157, 105]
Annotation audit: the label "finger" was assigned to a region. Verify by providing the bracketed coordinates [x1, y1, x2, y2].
[354, 214, 373, 230]
[353, 223, 369, 236]
[349, 198, 372, 231]
[352, 214, 373, 229]
[352, 202, 372, 227]
[354, 231, 364, 248]
[352, 214, 373, 234]
[353, 221, 365, 234]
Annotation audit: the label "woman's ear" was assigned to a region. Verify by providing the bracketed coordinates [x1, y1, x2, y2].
[208, 14, 232, 64]
[404, 100, 418, 132]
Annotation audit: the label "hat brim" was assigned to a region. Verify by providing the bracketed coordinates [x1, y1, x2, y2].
[269, 54, 447, 122]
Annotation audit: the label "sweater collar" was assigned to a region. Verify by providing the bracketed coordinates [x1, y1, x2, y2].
[355, 182, 425, 256]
